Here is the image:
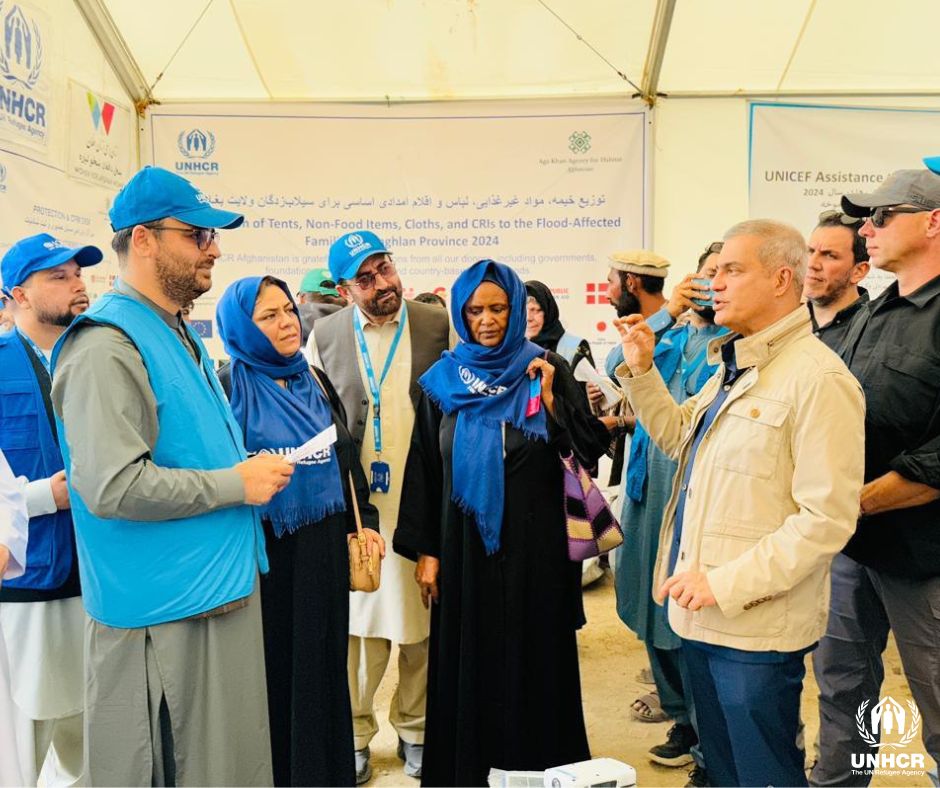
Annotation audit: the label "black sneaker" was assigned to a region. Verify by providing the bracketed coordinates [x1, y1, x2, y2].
[685, 764, 709, 787]
[648, 723, 697, 767]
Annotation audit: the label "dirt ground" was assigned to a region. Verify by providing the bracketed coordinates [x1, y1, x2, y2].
[367, 570, 932, 788]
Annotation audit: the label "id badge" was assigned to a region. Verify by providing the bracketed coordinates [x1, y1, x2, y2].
[370, 460, 391, 493]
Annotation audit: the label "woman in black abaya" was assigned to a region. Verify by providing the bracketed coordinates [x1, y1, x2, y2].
[394, 260, 609, 786]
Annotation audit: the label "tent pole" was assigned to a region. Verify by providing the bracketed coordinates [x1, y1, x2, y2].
[640, 0, 677, 107]
[72, 0, 154, 116]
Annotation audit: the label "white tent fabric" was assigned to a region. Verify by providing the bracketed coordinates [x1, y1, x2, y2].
[94, 0, 940, 104]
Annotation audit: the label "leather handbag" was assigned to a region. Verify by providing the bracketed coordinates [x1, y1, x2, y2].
[561, 451, 623, 561]
[347, 470, 381, 592]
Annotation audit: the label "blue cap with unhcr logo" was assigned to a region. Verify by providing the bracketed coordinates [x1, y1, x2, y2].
[2, 233, 102, 294]
[328, 231, 389, 283]
[108, 166, 245, 231]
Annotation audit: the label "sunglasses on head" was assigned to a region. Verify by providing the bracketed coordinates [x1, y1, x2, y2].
[703, 241, 723, 255]
[817, 210, 863, 227]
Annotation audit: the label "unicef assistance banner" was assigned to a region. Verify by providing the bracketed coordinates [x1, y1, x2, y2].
[749, 102, 940, 297]
[145, 99, 649, 360]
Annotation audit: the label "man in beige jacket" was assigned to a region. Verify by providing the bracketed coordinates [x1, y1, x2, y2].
[615, 219, 865, 787]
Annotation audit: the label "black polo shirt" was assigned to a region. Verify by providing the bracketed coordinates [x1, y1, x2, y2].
[839, 274, 940, 578]
[807, 288, 869, 353]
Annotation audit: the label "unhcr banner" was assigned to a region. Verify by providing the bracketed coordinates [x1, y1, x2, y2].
[145, 99, 649, 360]
[749, 102, 940, 297]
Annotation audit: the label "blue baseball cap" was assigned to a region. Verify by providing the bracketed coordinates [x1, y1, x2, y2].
[1, 233, 103, 293]
[924, 156, 940, 175]
[328, 231, 389, 282]
[108, 166, 244, 231]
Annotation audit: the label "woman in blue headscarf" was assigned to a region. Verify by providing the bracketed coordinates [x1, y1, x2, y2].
[394, 260, 610, 787]
[216, 275, 383, 788]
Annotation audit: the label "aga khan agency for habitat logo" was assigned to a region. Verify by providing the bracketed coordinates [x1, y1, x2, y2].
[852, 695, 926, 777]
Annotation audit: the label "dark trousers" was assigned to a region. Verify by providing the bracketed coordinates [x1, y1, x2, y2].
[811, 553, 940, 787]
[646, 641, 706, 768]
[683, 640, 808, 787]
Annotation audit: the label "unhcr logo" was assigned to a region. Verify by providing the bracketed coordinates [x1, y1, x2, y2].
[0, 2, 42, 90]
[175, 128, 220, 175]
[851, 696, 926, 777]
[0, 2, 47, 141]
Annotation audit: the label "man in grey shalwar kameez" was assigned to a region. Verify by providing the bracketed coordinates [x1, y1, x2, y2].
[50, 166, 295, 786]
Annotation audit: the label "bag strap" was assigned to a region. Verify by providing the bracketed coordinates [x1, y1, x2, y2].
[347, 470, 366, 540]
[311, 365, 367, 542]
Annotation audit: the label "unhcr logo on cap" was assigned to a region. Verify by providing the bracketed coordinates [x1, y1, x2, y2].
[42, 238, 64, 251]
[175, 128, 220, 175]
[344, 233, 371, 256]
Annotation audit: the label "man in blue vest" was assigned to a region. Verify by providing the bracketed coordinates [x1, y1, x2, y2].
[0, 232, 103, 786]
[50, 166, 294, 786]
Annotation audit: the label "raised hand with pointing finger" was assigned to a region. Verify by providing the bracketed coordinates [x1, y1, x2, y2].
[612, 314, 656, 377]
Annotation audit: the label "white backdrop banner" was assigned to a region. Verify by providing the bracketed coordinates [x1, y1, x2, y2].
[749, 102, 940, 297]
[145, 99, 649, 360]
[0, 146, 119, 300]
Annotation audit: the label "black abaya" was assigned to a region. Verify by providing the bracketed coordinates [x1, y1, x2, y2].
[394, 353, 610, 787]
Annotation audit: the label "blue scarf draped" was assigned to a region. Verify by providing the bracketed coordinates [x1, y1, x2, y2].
[419, 260, 548, 554]
[625, 323, 723, 503]
[216, 276, 345, 536]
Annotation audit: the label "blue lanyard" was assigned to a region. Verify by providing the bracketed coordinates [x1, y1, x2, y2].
[17, 328, 51, 374]
[353, 305, 408, 457]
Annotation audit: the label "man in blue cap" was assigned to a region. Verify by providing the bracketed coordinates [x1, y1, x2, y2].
[49, 166, 294, 786]
[306, 231, 449, 782]
[0, 232, 102, 786]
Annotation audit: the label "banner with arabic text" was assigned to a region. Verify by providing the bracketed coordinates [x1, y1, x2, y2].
[146, 99, 649, 361]
[67, 80, 133, 190]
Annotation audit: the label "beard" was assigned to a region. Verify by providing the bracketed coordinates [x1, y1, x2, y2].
[362, 284, 403, 317]
[615, 290, 640, 318]
[155, 248, 212, 307]
[34, 297, 89, 328]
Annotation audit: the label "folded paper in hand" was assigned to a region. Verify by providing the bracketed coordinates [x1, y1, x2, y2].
[285, 424, 338, 464]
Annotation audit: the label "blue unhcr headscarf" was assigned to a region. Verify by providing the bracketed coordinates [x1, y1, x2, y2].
[419, 260, 548, 554]
[216, 276, 345, 536]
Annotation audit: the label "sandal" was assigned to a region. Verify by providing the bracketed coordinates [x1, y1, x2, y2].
[630, 691, 670, 723]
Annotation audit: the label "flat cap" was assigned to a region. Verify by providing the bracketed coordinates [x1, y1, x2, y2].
[608, 250, 670, 278]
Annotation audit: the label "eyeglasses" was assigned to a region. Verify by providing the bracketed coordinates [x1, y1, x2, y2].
[703, 241, 724, 255]
[351, 260, 396, 291]
[868, 206, 926, 228]
[817, 210, 863, 227]
[147, 224, 220, 251]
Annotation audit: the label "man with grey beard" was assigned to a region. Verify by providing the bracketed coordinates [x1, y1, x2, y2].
[50, 166, 293, 786]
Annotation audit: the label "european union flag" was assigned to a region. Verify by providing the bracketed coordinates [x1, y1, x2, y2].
[190, 319, 213, 338]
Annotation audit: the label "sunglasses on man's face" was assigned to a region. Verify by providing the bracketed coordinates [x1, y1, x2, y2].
[148, 224, 219, 251]
[867, 206, 927, 229]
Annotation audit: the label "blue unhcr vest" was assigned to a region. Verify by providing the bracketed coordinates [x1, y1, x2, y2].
[50, 292, 267, 628]
[0, 331, 75, 590]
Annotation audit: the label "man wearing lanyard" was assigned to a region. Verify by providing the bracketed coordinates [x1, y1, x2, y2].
[0, 233, 103, 786]
[615, 219, 865, 787]
[307, 231, 450, 783]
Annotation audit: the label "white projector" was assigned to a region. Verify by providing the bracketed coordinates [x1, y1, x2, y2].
[544, 758, 637, 787]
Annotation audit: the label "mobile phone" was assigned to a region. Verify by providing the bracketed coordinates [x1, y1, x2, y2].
[692, 277, 713, 308]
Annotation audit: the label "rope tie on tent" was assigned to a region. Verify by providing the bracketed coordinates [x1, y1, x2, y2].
[536, 0, 643, 97]
[149, 0, 216, 94]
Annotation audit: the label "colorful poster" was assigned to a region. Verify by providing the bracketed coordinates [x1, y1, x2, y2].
[67, 80, 133, 190]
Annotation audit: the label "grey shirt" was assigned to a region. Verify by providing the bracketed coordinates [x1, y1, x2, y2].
[51, 280, 245, 521]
